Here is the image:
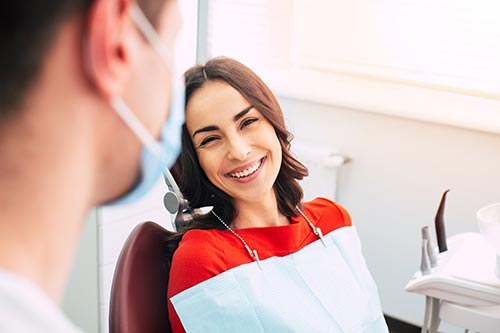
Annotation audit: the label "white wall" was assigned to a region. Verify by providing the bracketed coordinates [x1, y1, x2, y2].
[62, 211, 100, 333]
[280, 96, 500, 329]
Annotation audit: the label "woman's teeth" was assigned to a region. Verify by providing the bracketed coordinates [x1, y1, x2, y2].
[229, 160, 262, 179]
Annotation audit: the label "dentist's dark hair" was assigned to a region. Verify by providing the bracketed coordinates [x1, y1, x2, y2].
[166, 56, 308, 256]
[0, 0, 169, 117]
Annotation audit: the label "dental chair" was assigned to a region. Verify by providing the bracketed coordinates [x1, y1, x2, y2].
[109, 221, 175, 333]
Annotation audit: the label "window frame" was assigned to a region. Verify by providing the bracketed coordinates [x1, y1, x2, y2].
[197, 0, 500, 135]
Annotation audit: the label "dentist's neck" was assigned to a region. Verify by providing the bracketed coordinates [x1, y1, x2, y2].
[0, 103, 93, 304]
[0, 19, 96, 303]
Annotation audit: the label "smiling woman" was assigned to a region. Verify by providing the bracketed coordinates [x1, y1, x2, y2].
[165, 57, 389, 333]
[177, 57, 308, 230]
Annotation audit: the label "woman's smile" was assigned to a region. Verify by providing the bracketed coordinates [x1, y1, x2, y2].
[226, 156, 266, 182]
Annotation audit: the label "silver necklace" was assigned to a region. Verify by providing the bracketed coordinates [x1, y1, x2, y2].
[211, 205, 327, 270]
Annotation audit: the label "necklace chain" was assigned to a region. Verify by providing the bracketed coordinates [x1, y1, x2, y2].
[211, 205, 326, 268]
[295, 205, 326, 246]
[211, 210, 259, 262]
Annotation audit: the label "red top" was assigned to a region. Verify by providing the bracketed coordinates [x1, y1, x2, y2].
[167, 197, 352, 333]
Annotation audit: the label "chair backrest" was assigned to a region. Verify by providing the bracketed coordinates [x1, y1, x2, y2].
[109, 221, 175, 333]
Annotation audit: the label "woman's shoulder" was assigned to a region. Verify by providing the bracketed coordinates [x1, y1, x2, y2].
[303, 197, 352, 229]
[173, 228, 225, 265]
[168, 229, 228, 298]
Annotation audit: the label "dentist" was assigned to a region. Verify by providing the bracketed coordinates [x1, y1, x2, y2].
[0, 0, 183, 331]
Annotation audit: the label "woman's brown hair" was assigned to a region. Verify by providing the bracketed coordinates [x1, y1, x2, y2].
[166, 57, 308, 259]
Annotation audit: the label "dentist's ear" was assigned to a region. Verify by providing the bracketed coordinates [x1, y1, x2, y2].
[85, 0, 133, 99]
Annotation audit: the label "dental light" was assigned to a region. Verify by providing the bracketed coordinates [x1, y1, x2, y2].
[477, 202, 500, 279]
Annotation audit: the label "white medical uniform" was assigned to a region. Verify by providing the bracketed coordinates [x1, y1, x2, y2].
[0, 269, 82, 333]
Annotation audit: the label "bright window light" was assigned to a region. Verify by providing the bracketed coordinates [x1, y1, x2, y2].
[205, 0, 500, 134]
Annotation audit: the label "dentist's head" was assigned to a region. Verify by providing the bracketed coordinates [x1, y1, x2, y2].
[86, 0, 185, 205]
[0, 0, 184, 322]
[1, 0, 183, 207]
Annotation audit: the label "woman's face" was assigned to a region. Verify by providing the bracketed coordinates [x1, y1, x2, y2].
[185, 80, 282, 204]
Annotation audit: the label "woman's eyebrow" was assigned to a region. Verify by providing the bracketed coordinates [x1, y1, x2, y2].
[192, 125, 219, 138]
[233, 105, 253, 122]
[192, 105, 254, 138]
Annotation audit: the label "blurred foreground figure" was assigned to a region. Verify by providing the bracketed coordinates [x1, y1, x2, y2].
[0, 0, 183, 331]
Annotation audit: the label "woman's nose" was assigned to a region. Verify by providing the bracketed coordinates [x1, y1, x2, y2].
[226, 135, 251, 161]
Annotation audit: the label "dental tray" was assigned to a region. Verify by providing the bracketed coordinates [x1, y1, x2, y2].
[405, 232, 500, 306]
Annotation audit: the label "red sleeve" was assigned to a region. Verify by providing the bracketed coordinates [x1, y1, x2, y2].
[306, 197, 352, 235]
[167, 230, 227, 333]
[334, 201, 352, 227]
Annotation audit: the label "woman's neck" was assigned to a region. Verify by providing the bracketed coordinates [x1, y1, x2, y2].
[232, 191, 289, 229]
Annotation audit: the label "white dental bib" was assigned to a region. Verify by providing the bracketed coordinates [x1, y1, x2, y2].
[171, 226, 388, 332]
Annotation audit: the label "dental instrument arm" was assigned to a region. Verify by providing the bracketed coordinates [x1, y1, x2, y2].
[163, 165, 193, 231]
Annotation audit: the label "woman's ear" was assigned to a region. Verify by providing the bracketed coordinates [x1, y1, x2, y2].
[84, 0, 133, 99]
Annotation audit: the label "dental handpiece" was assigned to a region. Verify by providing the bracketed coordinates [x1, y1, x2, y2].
[421, 226, 438, 268]
[420, 238, 431, 275]
[435, 189, 450, 253]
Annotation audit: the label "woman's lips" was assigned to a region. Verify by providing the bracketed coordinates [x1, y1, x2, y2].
[226, 157, 266, 180]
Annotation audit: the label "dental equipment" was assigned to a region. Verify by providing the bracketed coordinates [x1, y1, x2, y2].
[420, 238, 431, 276]
[420, 226, 439, 333]
[435, 189, 449, 253]
[422, 226, 438, 268]
[406, 193, 500, 333]
[163, 165, 193, 231]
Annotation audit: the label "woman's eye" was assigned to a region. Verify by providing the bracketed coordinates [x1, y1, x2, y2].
[241, 118, 258, 129]
[199, 136, 218, 147]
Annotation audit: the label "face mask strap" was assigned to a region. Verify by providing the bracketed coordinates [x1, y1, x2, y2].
[110, 97, 162, 156]
[129, 3, 172, 70]
[111, 3, 177, 155]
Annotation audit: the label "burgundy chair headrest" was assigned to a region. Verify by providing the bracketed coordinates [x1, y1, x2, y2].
[109, 221, 175, 333]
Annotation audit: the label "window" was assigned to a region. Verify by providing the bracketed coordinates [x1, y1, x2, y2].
[203, 0, 500, 134]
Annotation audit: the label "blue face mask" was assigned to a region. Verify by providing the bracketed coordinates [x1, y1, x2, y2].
[105, 4, 185, 206]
